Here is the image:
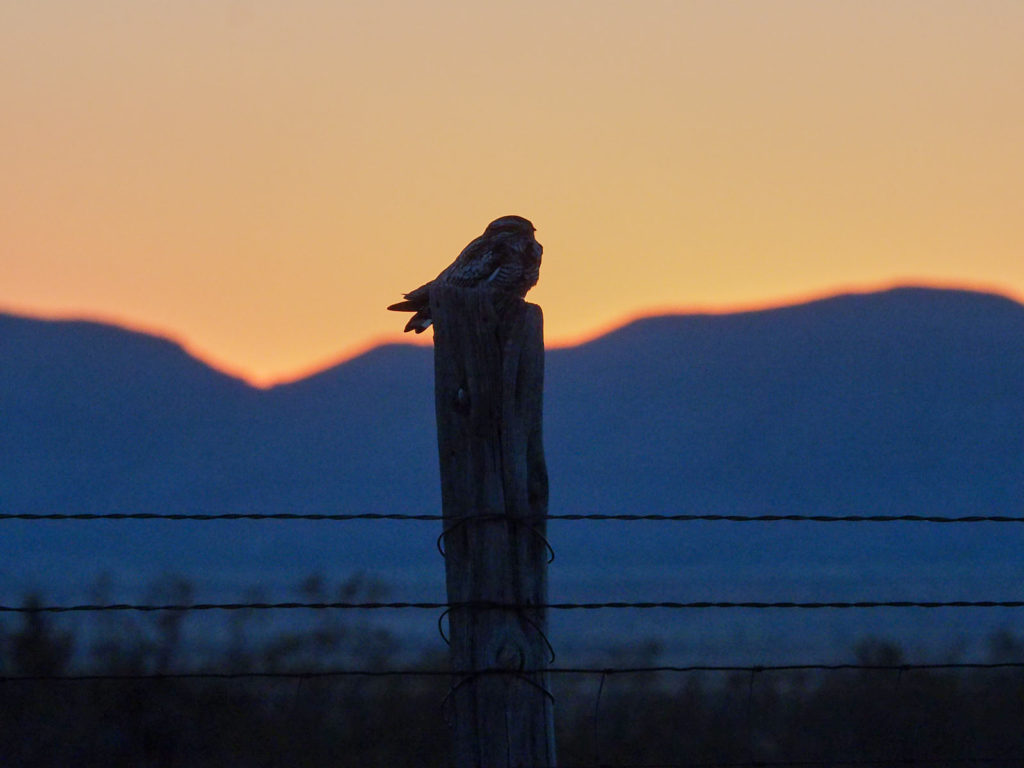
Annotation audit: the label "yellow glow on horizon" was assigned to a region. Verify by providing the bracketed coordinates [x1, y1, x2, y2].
[3, 1, 1023, 384]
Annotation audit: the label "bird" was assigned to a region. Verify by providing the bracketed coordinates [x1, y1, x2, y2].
[387, 215, 543, 333]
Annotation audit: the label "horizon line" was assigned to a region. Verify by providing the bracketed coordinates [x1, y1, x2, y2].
[3, 278, 1019, 389]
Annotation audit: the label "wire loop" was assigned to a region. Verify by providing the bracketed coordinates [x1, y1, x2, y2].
[437, 512, 554, 563]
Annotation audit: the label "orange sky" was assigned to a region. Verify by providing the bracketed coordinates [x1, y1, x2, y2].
[2, 1, 1022, 385]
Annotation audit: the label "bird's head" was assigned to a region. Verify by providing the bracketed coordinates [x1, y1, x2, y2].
[484, 215, 536, 237]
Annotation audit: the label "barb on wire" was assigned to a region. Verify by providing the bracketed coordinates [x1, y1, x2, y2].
[5, 511, 1024, 523]
[5, 599, 1024, 614]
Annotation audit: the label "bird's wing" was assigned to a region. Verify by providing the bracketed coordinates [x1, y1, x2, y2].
[391, 232, 514, 313]
[439, 236, 504, 287]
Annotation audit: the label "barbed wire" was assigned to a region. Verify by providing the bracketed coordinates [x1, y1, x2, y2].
[7, 481, 1022, 761]
[4, 511, 1024, 523]
[4, 659, 1024, 683]
[6, 511, 1022, 766]
[0, 512, 445, 521]
[555, 760, 1024, 768]
[3, 599, 1024, 614]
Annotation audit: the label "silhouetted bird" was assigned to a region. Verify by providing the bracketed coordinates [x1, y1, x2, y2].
[387, 215, 543, 333]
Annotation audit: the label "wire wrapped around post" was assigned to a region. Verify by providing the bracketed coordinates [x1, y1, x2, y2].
[430, 285, 556, 768]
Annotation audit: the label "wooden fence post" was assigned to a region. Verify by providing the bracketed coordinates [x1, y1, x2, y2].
[431, 285, 556, 768]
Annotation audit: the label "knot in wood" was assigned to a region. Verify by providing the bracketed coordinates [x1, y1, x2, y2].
[453, 386, 470, 412]
[494, 642, 525, 671]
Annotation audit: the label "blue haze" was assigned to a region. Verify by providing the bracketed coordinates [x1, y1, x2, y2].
[2, 287, 1023, 663]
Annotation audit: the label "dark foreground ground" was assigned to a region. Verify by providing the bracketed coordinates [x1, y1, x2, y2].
[2, 583, 1023, 768]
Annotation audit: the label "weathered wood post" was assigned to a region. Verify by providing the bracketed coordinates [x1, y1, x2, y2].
[431, 285, 556, 768]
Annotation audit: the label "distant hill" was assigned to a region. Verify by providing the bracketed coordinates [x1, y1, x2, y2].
[3, 286, 1023, 662]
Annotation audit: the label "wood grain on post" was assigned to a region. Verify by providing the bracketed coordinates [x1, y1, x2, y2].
[430, 285, 555, 768]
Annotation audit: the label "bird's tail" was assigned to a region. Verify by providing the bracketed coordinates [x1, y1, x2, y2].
[386, 300, 419, 312]
[387, 298, 431, 333]
[404, 313, 431, 333]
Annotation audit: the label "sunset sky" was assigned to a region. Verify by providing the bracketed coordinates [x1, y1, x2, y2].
[2, 0, 1022, 385]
